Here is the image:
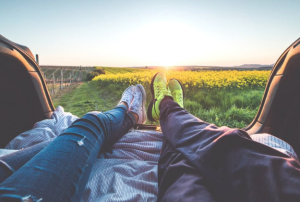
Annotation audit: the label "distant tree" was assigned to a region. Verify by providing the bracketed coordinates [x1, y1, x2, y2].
[86, 68, 105, 81]
[95, 68, 106, 74]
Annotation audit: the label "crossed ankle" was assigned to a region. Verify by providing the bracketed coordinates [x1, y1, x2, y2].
[129, 111, 139, 123]
[118, 101, 129, 109]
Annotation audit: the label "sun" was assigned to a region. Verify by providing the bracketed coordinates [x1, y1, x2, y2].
[163, 65, 173, 71]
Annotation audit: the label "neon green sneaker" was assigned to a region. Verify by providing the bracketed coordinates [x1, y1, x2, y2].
[168, 79, 184, 108]
[147, 72, 172, 121]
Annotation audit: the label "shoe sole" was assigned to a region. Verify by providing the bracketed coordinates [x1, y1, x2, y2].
[147, 72, 160, 122]
[136, 84, 147, 124]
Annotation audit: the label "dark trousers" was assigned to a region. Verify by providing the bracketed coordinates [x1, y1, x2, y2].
[158, 98, 300, 202]
[0, 105, 135, 202]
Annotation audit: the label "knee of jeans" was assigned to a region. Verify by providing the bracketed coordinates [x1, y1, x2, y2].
[81, 112, 102, 123]
[82, 112, 108, 124]
[86, 111, 101, 116]
[22, 195, 43, 202]
[84, 112, 111, 126]
[79, 113, 111, 140]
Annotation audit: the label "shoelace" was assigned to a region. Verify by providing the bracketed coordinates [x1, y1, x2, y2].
[119, 89, 134, 106]
[173, 92, 183, 104]
[154, 84, 168, 97]
[130, 92, 141, 112]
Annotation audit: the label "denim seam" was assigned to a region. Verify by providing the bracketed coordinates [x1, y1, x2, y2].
[103, 113, 113, 137]
[94, 113, 111, 140]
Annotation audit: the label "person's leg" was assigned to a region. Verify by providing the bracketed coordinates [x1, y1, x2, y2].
[152, 73, 300, 202]
[158, 137, 217, 202]
[0, 87, 137, 202]
[160, 99, 300, 202]
[147, 73, 216, 201]
[0, 111, 137, 184]
[0, 141, 51, 184]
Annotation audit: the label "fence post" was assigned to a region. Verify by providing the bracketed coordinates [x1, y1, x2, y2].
[79, 67, 82, 82]
[36, 54, 39, 65]
[60, 68, 64, 90]
[52, 73, 55, 95]
[69, 72, 72, 86]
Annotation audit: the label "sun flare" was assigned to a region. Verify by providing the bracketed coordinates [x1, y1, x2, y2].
[122, 21, 211, 66]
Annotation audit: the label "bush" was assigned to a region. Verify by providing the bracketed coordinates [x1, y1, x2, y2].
[86, 68, 105, 81]
[95, 68, 105, 74]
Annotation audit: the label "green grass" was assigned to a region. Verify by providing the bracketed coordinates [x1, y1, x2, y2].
[184, 88, 263, 128]
[52, 82, 126, 117]
[53, 80, 264, 128]
[96, 66, 148, 74]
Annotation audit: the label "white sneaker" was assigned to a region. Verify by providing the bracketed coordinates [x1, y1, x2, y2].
[130, 84, 147, 124]
[118, 86, 135, 110]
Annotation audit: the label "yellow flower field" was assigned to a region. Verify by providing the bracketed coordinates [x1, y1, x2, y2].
[52, 68, 271, 128]
[93, 70, 271, 90]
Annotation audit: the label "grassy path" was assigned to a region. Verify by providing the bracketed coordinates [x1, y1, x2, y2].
[52, 82, 121, 117]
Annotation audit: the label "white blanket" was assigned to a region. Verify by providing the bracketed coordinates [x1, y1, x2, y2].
[5, 106, 163, 202]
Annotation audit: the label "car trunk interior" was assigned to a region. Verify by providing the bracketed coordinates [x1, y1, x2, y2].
[0, 41, 53, 148]
[246, 38, 300, 158]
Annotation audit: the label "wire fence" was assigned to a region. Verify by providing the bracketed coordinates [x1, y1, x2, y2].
[40, 66, 93, 97]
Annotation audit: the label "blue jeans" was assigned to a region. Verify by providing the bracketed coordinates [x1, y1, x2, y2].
[0, 105, 135, 202]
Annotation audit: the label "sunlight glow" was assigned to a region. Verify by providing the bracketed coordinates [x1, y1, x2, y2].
[121, 21, 212, 66]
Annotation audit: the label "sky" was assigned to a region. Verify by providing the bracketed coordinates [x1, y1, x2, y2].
[0, 0, 299, 67]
